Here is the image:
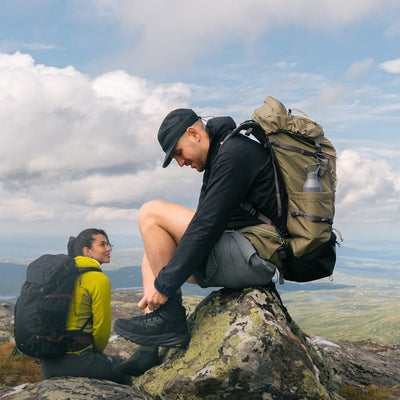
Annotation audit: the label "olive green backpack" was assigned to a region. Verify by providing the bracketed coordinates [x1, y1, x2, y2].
[228, 96, 340, 283]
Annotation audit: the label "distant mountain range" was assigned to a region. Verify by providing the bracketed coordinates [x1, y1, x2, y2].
[1, 244, 399, 303]
[0, 262, 221, 302]
[0, 262, 352, 303]
[2, 250, 399, 344]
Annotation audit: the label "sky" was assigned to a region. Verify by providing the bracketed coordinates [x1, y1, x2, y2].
[1, 0, 400, 258]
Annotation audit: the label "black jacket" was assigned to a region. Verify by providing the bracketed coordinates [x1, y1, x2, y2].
[154, 116, 282, 297]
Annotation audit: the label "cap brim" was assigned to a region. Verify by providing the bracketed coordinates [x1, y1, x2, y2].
[162, 152, 173, 168]
[161, 112, 199, 168]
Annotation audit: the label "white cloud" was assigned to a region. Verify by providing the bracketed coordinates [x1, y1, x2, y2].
[86, 207, 138, 221]
[1, 49, 400, 243]
[0, 52, 191, 178]
[0, 197, 53, 222]
[22, 43, 56, 51]
[273, 61, 299, 70]
[384, 22, 400, 37]
[0, 40, 56, 53]
[343, 59, 374, 80]
[92, 70, 191, 114]
[310, 85, 349, 110]
[50, 165, 201, 209]
[334, 148, 400, 241]
[379, 59, 400, 74]
[0, 51, 199, 227]
[90, 0, 400, 70]
[337, 149, 399, 205]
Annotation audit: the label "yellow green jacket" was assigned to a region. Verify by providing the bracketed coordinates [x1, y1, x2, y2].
[65, 256, 111, 353]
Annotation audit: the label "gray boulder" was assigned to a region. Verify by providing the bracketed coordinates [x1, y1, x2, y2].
[309, 336, 400, 391]
[0, 302, 13, 343]
[0, 377, 145, 400]
[1, 285, 399, 399]
[134, 284, 343, 399]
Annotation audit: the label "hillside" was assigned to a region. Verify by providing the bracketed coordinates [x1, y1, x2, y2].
[278, 248, 400, 345]
[1, 287, 399, 399]
[280, 287, 400, 344]
[1, 246, 399, 346]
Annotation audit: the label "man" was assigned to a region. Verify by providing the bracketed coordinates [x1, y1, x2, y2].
[113, 108, 285, 375]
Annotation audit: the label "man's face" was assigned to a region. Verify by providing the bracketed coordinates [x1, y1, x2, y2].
[171, 129, 208, 172]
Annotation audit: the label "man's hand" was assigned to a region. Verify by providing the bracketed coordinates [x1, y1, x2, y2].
[138, 283, 168, 312]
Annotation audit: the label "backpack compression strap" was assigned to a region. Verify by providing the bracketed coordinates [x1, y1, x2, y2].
[289, 206, 333, 224]
[230, 123, 336, 229]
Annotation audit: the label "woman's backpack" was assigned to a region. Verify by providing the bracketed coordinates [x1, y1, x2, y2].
[14, 254, 97, 359]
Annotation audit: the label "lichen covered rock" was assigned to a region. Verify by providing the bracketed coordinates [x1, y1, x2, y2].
[309, 336, 400, 398]
[134, 284, 343, 400]
[2, 286, 398, 399]
[0, 302, 14, 343]
[0, 377, 146, 400]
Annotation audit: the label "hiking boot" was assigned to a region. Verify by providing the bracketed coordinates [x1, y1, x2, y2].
[113, 294, 190, 347]
[114, 345, 160, 376]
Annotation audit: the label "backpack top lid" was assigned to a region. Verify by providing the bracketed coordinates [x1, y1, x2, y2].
[252, 96, 325, 142]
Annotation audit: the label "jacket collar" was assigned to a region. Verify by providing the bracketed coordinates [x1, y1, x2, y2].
[74, 256, 102, 270]
[205, 116, 236, 170]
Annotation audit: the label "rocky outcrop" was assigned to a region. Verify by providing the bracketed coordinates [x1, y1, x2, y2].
[309, 336, 400, 399]
[1, 285, 399, 399]
[0, 302, 13, 343]
[0, 377, 146, 400]
[135, 285, 342, 400]
[309, 336, 400, 389]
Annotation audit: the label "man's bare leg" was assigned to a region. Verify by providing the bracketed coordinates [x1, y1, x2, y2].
[138, 200, 195, 311]
[113, 199, 194, 348]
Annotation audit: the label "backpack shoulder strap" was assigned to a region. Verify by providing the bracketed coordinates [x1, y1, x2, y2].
[75, 267, 102, 331]
[220, 120, 285, 225]
[219, 120, 263, 146]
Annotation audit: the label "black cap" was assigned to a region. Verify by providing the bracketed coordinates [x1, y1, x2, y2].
[158, 108, 199, 168]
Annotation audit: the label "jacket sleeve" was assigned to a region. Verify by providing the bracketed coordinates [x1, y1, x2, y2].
[154, 137, 260, 297]
[89, 273, 112, 352]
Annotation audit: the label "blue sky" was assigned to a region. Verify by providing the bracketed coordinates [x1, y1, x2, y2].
[1, 0, 400, 258]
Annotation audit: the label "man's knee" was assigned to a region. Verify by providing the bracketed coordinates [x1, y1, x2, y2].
[138, 200, 170, 228]
[138, 200, 161, 225]
[138, 200, 194, 239]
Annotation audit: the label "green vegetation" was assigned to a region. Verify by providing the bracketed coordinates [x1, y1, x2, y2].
[280, 288, 400, 344]
[339, 384, 400, 400]
[0, 342, 42, 388]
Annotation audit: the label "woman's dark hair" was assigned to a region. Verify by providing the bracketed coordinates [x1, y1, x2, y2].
[67, 228, 110, 258]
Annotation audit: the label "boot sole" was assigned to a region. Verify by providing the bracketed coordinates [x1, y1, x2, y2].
[114, 324, 190, 348]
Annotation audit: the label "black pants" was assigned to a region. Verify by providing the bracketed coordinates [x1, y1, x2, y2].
[41, 348, 130, 385]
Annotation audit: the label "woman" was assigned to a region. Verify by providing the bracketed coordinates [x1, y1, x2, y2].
[41, 228, 130, 384]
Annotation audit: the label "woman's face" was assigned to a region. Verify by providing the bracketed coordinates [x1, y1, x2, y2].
[84, 234, 111, 264]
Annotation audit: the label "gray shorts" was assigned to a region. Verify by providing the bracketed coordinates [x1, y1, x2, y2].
[193, 230, 276, 289]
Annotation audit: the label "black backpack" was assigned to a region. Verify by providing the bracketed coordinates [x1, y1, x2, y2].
[14, 254, 98, 359]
